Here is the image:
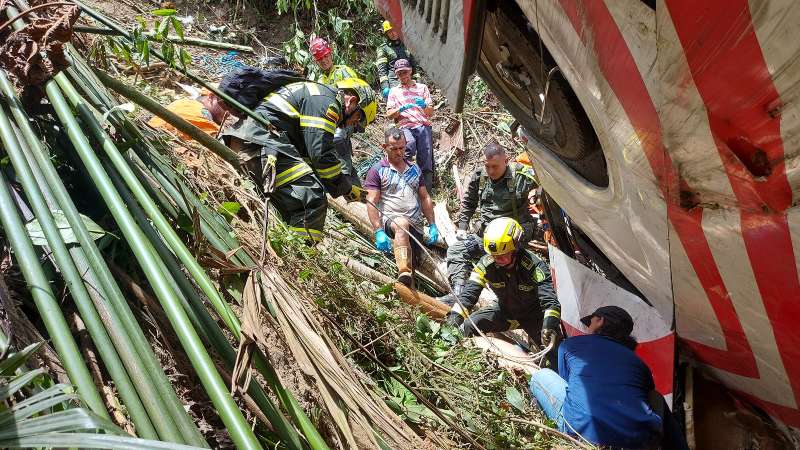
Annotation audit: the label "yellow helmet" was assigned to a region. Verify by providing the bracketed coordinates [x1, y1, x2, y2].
[335, 78, 377, 129]
[382, 20, 393, 33]
[483, 217, 523, 257]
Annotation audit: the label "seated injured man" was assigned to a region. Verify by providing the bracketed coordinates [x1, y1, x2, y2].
[365, 127, 438, 287]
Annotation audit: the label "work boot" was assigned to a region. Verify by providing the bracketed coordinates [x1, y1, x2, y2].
[436, 279, 464, 307]
[394, 245, 413, 287]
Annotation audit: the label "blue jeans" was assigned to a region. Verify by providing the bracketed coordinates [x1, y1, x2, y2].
[402, 125, 434, 191]
[529, 368, 566, 426]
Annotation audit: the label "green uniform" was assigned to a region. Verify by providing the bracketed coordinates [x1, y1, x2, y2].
[319, 64, 358, 86]
[453, 249, 561, 365]
[446, 162, 538, 286]
[222, 81, 353, 242]
[375, 39, 417, 90]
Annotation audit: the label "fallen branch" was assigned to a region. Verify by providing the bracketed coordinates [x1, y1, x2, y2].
[93, 68, 241, 169]
[74, 25, 255, 53]
[508, 417, 597, 449]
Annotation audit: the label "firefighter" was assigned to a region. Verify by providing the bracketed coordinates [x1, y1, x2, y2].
[375, 19, 418, 99]
[219, 68, 376, 243]
[308, 37, 362, 187]
[309, 37, 359, 85]
[444, 140, 537, 300]
[445, 217, 561, 368]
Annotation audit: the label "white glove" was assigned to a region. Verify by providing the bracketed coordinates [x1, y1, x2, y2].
[455, 229, 469, 241]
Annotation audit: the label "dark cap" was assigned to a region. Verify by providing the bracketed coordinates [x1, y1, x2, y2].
[581, 305, 634, 335]
[393, 59, 412, 72]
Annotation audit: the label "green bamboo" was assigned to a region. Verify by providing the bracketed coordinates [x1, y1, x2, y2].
[46, 70, 262, 450]
[0, 70, 199, 446]
[0, 170, 107, 417]
[106, 162, 305, 450]
[73, 25, 256, 52]
[0, 99, 158, 438]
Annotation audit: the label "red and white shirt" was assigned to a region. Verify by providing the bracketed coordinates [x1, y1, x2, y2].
[387, 81, 433, 128]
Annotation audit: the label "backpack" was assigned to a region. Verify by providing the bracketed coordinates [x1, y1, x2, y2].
[218, 67, 307, 110]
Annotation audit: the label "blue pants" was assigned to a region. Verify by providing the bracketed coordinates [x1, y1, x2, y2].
[529, 368, 566, 427]
[402, 125, 434, 192]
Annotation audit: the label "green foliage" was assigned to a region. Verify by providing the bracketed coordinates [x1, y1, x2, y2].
[93, 7, 192, 72]
[276, 1, 382, 84]
[466, 75, 489, 109]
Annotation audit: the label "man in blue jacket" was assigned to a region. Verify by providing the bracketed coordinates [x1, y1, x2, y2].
[529, 305, 688, 449]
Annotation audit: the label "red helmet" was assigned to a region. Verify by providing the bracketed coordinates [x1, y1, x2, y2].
[309, 37, 332, 61]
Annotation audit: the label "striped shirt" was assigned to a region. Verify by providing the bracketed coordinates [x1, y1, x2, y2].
[364, 158, 427, 231]
[387, 82, 433, 128]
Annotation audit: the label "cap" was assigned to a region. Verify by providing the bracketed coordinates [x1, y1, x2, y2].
[393, 58, 412, 72]
[580, 305, 633, 334]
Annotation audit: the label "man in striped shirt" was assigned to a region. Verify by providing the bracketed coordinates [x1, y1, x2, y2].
[386, 59, 436, 193]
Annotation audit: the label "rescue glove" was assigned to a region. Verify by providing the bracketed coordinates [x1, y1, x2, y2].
[455, 229, 469, 240]
[413, 96, 427, 108]
[444, 311, 464, 328]
[375, 229, 392, 253]
[426, 224, 439, 245]
[541, 315, 562, 349]
[382, 87, 390, 99]
[346, 185, 367, 203]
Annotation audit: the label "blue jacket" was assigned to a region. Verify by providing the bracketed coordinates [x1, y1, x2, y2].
[559, 334, 662, 447]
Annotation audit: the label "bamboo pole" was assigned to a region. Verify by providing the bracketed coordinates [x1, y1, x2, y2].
[0, 94, 159, 438]
[0, 171, 108, 418]
[73, 25, 256, 52]
[92, 69, 241, 169]
[0, 71, 201, 445]
[45, 69, 260, 449]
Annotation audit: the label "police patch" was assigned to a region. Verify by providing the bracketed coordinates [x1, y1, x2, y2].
[534, 267, 546, 283]
[325, 106, 340, 123]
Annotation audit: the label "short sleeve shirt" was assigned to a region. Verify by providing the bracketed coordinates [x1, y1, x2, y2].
[364, 158, 426, 231]
[386, 82, 433, 128]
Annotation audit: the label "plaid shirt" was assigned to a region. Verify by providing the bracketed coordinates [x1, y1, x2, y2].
[387, 82, 433, 128]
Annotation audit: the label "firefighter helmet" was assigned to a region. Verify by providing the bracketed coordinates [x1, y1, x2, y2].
[336, 78, 377, 129]
[382, 20, 393, 33]
[483, 217, 523, 257]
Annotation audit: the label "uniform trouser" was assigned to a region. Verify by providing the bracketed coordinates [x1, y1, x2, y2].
[402, 125, 434, 192]
[334, 126, 361, 188]
[445, 223, 535, 286]
[256, 133, 328, 243]
[462, 304, 559, 368]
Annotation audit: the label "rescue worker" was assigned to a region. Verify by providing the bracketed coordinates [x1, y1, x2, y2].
[308, 37, 362, 188]
[375, 19, 418, 99]
[444, 217, 561, 367]
[309, 37, 359, 85]
[444, 140, 537, 299]
[218, 67, 376, 242]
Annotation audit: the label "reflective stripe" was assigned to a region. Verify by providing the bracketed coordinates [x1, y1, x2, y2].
[299, 115, 336, 134]
[307, 83, 321, 96]
[451, 303, 469, 319]
[507, 320, 520, 330]
[379, 75, 389, 83]
[376, 57, 388, 65]
[544, 309, 561, 319]
[275, 162, 313, 188]
[316, 162, 342, 179]
[266, 93, 299, 118]
[289, 226, 322, 242]
[469, 270, 486, 287]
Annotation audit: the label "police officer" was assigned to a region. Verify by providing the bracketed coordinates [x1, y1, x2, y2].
[375, 20, 418, 99]
[445, 217, 562, 367]
[444, 140, 537, 300]
[219, 68, 376, 242]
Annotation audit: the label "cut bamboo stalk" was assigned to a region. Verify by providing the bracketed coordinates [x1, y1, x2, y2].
[73, 25, 256, 52]
[0, 170, 107, 418]
[46, 69, 259, 449]
[0, 70, 198, 444]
